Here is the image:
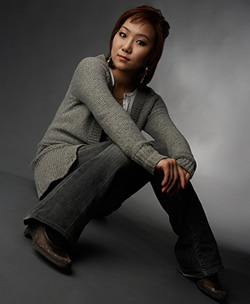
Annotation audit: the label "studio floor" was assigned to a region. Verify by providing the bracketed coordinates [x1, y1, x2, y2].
[1, 171, 249, 304]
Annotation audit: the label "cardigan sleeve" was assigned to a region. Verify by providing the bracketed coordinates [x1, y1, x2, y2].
[70, 56, 165, 174]
[144, 95, 197, 177]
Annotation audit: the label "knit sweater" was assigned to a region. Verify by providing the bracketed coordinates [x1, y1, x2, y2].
[32, 54, 196, 198]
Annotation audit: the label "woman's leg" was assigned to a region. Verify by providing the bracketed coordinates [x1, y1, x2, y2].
[24, 142, 151, 247]
[150, 141, 226, 301]
[151, 178, 224, 277]
[150, 141, 224, 278]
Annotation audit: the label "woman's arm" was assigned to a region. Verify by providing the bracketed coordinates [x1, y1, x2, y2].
[70, 56, 165, 174]
[144, 95, 197, 178]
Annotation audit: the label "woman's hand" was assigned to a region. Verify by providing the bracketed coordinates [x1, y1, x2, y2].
[155, 158, 191, 195]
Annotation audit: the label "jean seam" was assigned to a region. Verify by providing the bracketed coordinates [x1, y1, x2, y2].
[188, 219, 208, 275]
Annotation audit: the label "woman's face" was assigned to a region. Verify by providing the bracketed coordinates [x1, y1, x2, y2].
[111, 18, 155, 76]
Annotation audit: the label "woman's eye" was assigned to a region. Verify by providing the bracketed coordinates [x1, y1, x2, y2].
[119, 32, 126, 38]
[137, 40, 146, 46]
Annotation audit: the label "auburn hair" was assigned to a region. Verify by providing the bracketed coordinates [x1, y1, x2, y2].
[107, 5, 170, 86]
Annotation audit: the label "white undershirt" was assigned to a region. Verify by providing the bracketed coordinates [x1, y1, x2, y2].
[109, 68, 137, 114]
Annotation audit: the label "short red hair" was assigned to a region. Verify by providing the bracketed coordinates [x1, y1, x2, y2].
[107, 5, 170, 86]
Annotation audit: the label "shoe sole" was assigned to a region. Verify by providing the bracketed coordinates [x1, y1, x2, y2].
[24, 226, 72, 271]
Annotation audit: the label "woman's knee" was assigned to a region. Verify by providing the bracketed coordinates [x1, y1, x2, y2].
[103, 143, 133, 167]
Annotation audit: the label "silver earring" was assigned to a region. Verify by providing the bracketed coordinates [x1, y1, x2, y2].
[140, 66, 149, 84]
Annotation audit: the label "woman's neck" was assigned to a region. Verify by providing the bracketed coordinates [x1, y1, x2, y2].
[111, 68, 136, 94]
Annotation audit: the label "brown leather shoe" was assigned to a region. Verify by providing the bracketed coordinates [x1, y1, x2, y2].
[24, 223, 72, 271]
[196, 275, 227, 303]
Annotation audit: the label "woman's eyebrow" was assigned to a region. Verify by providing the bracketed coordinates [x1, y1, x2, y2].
[121, 25, 151, 41]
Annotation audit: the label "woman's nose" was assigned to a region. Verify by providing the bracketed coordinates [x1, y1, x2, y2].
[122, 40, 132, 53]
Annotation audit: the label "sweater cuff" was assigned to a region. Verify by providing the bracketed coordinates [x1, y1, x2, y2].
[132, 144, 167, 175]
[176, 157, 197, 178]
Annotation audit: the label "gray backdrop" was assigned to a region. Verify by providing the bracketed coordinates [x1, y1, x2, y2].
[1, 0, 249, 255]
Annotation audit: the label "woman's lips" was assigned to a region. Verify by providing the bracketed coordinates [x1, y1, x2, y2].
[118, 55, 129, 61]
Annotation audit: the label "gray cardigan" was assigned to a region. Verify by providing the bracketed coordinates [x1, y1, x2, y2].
[32, 54, 196, 198]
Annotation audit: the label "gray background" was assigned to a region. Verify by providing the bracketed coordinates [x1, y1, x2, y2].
[1, 0, 249, 252]
[1, 0, 250, 303]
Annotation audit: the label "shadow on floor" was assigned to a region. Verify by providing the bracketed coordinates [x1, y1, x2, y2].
[1, 171, 249, 304]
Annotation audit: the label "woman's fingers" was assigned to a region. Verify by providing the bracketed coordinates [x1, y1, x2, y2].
[157, 159, 179, 193]
[165, 161, 178, 193]
[161, 160, 173, 189]
[177, 166, 186, 189]
[177, 167, 191, 189]
[155, 158, 191, 195]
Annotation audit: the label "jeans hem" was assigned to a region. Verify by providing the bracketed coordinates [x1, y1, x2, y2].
[23, 215, 73, 245]
[177, 265, 225, 278]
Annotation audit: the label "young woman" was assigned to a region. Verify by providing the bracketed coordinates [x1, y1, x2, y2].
[24, 5, 227, 302]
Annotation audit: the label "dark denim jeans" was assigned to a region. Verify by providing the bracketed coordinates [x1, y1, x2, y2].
[24, 141, 224, 277]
